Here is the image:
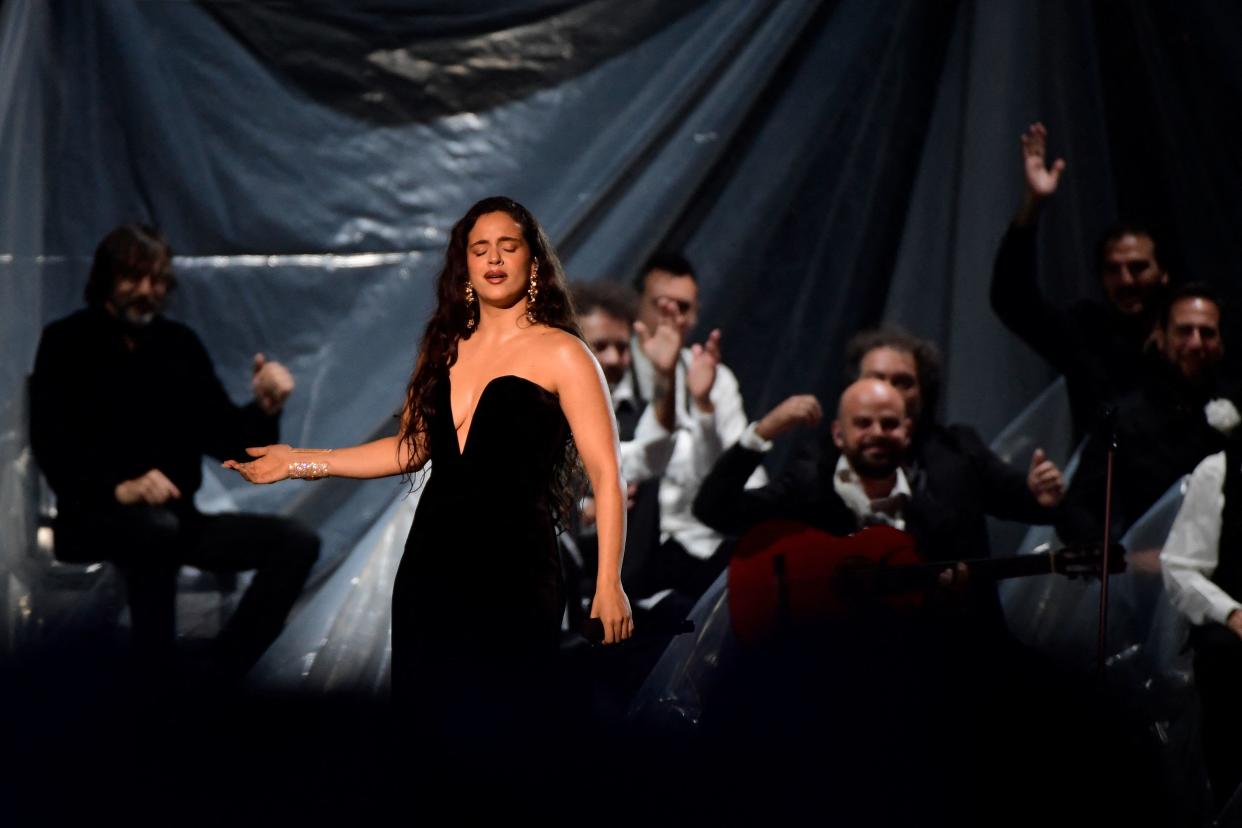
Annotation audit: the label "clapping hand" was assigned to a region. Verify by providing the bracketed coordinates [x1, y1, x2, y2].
[686, 329, 722, 413]
[252, 353, 294, 416]
[634, 296, 685, 378]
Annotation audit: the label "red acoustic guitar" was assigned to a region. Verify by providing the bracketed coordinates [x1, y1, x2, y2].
[727, 520, 1125, 646]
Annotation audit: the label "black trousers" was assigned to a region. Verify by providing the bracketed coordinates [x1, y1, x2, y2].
[1192, 624, 1242, 808]
[55, 505, 318, 677]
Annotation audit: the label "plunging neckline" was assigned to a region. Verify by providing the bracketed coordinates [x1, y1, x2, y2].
[447, 373, 557, 456]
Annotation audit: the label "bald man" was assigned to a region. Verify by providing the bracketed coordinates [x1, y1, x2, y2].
[695, 380, 979, 570]
[692, 380, 1121, 825]
[692, 380, 913, 534]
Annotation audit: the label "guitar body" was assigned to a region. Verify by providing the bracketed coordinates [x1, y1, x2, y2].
[728, 520, 923, 646]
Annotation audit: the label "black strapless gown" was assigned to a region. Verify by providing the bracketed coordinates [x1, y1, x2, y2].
[392, 374, 568, 723]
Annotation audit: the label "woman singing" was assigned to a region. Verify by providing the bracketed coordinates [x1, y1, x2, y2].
[225, 196, 633, 728]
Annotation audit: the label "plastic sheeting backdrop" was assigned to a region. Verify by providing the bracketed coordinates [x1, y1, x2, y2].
[4, 0, 1242, 701]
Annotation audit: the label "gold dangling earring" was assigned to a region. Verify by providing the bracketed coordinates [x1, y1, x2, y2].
[464, 283, 476, 330]
[525, 261, 539, 323]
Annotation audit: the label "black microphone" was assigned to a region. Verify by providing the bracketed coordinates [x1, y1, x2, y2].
[579, 617, 694, 644]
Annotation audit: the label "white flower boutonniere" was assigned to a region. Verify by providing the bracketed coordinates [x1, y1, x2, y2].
[1206, 398, 1241, 435]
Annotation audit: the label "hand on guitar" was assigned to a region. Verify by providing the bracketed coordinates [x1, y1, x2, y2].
[727, 520, 1125, 645]
[936, 562, 971, 591]
[931, 562, 972, 610]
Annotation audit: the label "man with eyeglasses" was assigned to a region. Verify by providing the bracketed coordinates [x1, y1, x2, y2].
[625, 251, 766, 605]
[29, 223, 318, 682]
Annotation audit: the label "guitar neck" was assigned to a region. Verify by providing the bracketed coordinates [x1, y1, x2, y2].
[886, 551, 1059, 588]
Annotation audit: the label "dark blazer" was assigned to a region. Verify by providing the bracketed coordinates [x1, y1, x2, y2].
[1056, 358, 1229, 544]
[693, 425, 1060, 638]
[30, 308, 278, 516]
[909, 422, 1051, 562]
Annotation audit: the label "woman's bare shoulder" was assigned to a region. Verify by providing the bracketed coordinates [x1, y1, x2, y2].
[532, 327, 597, 377]
[532, 325, 587, 355]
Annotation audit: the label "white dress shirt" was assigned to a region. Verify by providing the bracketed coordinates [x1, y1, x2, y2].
[738, 420, 911, 529]
[1161, 452, 1242, 626]
[630, 341, 768, 560]
[610, 375, 676, 486]
[831, 454, 911, 530]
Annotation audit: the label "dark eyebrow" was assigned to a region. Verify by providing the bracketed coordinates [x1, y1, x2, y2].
[469, 235, 523, 245]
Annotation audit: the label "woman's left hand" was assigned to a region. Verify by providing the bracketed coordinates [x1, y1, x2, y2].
[589, 581, 634, 644]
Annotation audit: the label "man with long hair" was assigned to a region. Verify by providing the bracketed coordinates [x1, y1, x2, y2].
[30, 223, 318, 680]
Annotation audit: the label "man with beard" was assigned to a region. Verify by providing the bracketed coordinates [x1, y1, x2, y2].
[1057, 283, 1232, 545]
[846, 328, 1065, 562]
[690, 380, 1048, 824]
[992, 122, 1169, 441]
[29, 223, 318, 680]
[693, 379, 974, 593]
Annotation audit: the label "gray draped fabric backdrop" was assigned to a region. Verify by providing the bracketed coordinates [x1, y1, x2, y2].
[3, 0, 1242, 657]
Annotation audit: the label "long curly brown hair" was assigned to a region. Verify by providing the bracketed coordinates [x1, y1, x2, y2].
[399, 196, 584, 528]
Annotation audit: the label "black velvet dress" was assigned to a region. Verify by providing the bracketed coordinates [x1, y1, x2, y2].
[392, 373, 569, 728]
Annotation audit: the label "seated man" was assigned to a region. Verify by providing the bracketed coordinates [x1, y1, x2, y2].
[691, 380, 1056, 823]
[29, 223, 318, 680]
[992, 122, 1170, 440]
[1057, 283, 1231, 544]
[1162, 439, 1242, 808]
[694, 379, 997, 623]
[847, 327, 1065, 560]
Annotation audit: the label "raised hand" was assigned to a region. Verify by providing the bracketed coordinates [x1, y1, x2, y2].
[115, 468, 182, 505]
[1027, 447, 1065, 508]
[686, 329, 722, 412]
[755, 394, 823, 441]
[223, 444, 294, 484]
[252, 353, 295, 416]
[634, 296, 684, 378]
[1021, 122, 1066, 203]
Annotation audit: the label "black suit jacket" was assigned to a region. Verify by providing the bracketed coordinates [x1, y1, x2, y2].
[692, 437, 1025, 638]
[1056, 359, 1230, 544]
[991, 222, 1154, 441]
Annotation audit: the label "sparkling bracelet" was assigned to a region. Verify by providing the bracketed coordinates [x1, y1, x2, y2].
[288, 459, 330, 480]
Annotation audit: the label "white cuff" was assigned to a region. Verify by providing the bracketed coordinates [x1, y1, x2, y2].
[738, 421, 774, 453]
[1210, 600, 1242, 627]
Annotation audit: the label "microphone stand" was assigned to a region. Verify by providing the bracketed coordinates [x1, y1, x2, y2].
[1097, 407, 1118, 676]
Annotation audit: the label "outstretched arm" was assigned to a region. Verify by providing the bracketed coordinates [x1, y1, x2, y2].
[223, 406, 426, 483]
[554, 336, 634, 645]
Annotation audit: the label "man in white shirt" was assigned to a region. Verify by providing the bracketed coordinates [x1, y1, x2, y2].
[1162, 444, 1242, 805]
[627, 251, 766, 602]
